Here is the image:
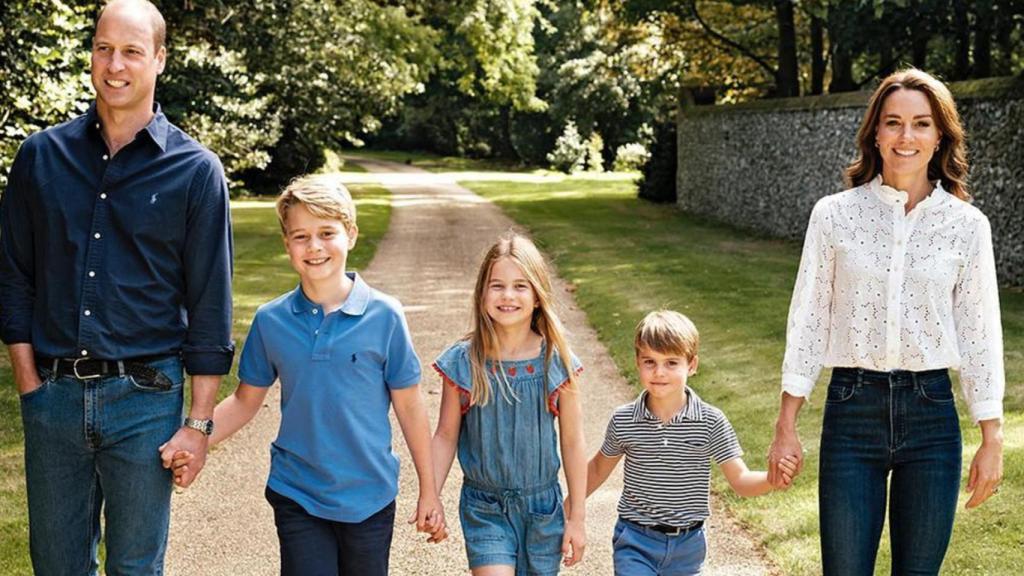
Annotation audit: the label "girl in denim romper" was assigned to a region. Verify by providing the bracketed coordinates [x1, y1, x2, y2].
[432, 234, 587, 575]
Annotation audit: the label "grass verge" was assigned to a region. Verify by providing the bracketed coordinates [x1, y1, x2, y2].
[454, 174, 1022, 575]
[0, 179, 390, 574]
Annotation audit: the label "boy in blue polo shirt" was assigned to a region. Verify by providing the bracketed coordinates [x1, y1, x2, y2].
[172, 174, 445, 575]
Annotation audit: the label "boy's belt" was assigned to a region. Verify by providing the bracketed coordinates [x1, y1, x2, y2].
[38, 355, 177, 389]
[623, 517, 704, 536]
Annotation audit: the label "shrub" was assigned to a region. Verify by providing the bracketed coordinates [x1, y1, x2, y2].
[547, 121, 587, 173]
[636, 121, 677, 203]
[613, 142, 650, 172]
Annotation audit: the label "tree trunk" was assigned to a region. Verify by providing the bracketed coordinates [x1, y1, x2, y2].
[953, 0, 971, 80]
[973, 0, 993, 78]
[775, 0, 799, 97]
[910, 0, 929, 67]
[810, 14, 824, 95]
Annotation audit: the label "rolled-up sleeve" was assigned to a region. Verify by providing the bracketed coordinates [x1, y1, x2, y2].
[0, 143, 36, 345]
[181, 155, 235, 375]
[781, 197, 836, 398]
[953, 215, 1004, 423]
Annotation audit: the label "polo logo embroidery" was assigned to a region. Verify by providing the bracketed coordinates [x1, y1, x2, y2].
[150, 193, 159, 204]
[351, 353, 357, 363]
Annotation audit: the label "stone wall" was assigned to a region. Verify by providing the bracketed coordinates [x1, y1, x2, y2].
[676, 76, 1024, 286]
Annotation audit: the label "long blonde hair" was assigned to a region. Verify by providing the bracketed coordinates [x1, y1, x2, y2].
[467, 233, 579, 407]
[845, 68, 970, 201]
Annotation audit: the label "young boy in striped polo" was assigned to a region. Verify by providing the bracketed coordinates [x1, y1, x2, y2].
[583, 310, 798, 575]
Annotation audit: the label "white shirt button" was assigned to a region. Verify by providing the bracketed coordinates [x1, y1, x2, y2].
[312, 309, 319, 315]
[88, 271, 96, 278]
[100, 193, 107, 200]
[84, 310, 91, 316]
[662, 439, 668, 446]
[314, 329, 319, 335]
[80, 349, 88, 356]
[102, 154, 108, 161]
[94, 233, 101, 239]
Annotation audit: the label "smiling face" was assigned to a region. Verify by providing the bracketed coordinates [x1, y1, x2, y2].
[483, 257, 538, 331]
[636, 346, 698, 402]
[875, 88, 941, 188]
[284, 204, 358, 287]
[91, 1, 165, 120]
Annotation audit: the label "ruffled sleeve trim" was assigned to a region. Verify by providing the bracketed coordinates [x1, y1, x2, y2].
[432, 362, 471, 415]
[548, 365, 584, 417]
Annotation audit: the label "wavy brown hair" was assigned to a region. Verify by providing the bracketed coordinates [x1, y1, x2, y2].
[845, 68, 970, 201]
[467, 233, 579, 407]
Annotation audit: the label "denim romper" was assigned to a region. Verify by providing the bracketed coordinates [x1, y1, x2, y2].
[434, 340, 582, 575]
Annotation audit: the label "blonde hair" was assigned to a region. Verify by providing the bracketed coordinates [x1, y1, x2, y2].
[275, 174, 357, 235]
[634, 310, 699, 360]
[846, 68, 970, 201]
[467, 233, 579, 407]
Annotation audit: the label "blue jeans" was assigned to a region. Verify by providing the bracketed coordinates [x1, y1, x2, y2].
[819, 367, 961, 576]
[20, 356, 184, 576]
[612, 519, 706, 575]
[266, 487, 395, 576]
[459, 479, 564, 575]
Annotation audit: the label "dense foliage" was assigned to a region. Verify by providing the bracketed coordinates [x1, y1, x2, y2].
[2, 1, 1022, 189]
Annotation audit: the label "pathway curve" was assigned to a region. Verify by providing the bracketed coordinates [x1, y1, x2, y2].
[165, 158, 778, 575]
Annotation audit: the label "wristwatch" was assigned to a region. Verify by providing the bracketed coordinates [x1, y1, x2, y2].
[183, 417, 214, 436]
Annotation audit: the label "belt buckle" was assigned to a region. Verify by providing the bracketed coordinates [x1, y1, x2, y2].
[665, 525, 683, 536]
[73, 358, 102, 380]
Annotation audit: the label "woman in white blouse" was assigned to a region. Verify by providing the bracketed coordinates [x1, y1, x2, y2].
[767, 68, 1004, 575]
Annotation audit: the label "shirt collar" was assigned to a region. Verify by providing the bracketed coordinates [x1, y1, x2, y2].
[87, 102, 169, 152]
[868, 174, 949, 211]
[631, 388, 704, 424]
[289, 272, 371, 316]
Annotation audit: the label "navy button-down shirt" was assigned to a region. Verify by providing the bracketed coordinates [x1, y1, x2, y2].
[0, 104, 234, 375]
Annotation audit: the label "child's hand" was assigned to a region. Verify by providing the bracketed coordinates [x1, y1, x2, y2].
[771, 455, 800, 490]
[408, 492, 447, 543]
[170, 450, 194, 487]
[561, 517, 586, 567]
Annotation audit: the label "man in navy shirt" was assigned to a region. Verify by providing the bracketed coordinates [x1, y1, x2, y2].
[0, 0, 233, 573]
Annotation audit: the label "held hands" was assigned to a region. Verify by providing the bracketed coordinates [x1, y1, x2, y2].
[408, 492, 447, 543]
[768, 426, 804, 489]
[770, 455, 800, 490]
[159, 427, 208, 488]
[561, 516, 586, 567]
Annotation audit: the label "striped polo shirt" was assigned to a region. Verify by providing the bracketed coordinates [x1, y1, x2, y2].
[600, 388, 743, 527]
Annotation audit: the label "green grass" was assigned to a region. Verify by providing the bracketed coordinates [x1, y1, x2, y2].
[452, 174, 1024, 575]
[0, 179, 390, 574]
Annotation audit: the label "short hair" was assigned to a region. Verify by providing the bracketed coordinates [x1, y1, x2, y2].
[275, 174, 357, 235]
[98, 0, 167, 51]
[634, 310, 699, 359]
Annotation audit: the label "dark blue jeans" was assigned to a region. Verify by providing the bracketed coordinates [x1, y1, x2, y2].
[20, 356, 184, 576]
[265, 487, 395, 576]
[819, 367, 961, 576]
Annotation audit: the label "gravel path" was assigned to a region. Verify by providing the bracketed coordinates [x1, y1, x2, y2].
[165, 158, 778, 575]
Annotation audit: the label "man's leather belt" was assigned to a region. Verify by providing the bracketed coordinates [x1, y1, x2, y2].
[38, 354, 178, 389]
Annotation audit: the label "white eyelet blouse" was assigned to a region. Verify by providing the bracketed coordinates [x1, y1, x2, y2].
[782, 175, 1004, 422]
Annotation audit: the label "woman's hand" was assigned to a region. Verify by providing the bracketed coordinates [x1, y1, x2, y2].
[768, 425, 803, 487]
[768, 392, 807, 486]
[965, 419, 1003, 509]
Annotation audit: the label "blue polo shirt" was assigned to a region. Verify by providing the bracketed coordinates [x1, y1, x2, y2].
[238, 273, 421, 522]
